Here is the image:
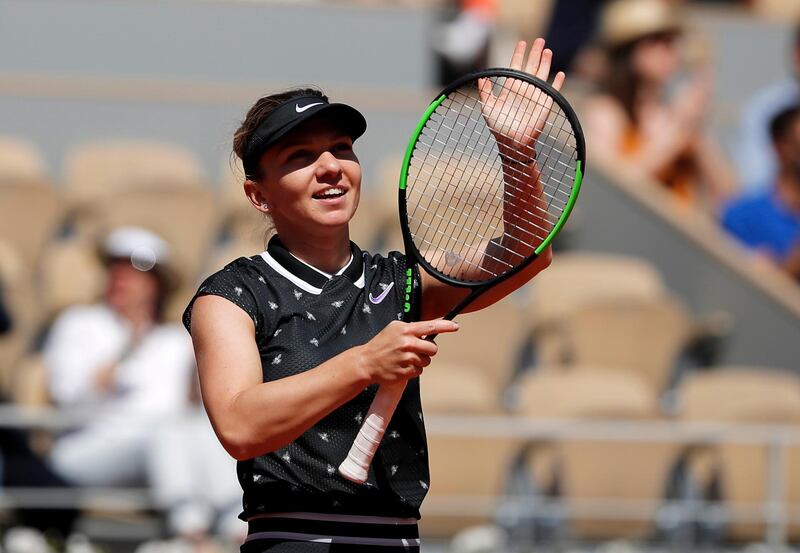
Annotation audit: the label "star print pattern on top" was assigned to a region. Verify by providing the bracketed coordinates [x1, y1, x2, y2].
[183, 236, 426, 520]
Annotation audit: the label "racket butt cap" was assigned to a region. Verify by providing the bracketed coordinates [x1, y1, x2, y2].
[338, 458, 369, 484]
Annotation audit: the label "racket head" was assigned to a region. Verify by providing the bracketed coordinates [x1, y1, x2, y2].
[397, 68, 585, 317]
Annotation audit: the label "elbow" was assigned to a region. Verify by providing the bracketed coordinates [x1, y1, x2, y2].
[213, 423, 258, 461]
[220, 432, 257, 461]
[216, 423, 287, 462]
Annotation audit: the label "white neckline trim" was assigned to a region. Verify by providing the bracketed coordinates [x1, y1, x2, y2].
[260, 251, 365, 295]
[289, 251, 353, 279]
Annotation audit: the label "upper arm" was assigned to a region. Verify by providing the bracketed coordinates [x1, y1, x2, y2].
[190, 295, 264, 440]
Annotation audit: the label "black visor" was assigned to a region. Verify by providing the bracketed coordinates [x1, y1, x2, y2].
[243, 95, 367, 179]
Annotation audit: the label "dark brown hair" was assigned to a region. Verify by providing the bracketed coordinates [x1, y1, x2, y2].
[233, 87, 326, 180]
[771, 104, 800, 144]
[602, 42, 641, 126]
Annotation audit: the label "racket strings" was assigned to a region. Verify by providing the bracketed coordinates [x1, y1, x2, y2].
[433, 89, 577, 206]
[412, 89, 543, 261]
[407, 172, 557, 240]
[406, 74, 579, 283]
[411, 85, 571, 236]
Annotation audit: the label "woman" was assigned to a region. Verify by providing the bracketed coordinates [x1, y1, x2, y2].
[583, 0, 735, 209]
[184, 39, 561, 552]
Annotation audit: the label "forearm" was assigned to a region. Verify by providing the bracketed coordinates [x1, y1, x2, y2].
[210, 346, 370, 460]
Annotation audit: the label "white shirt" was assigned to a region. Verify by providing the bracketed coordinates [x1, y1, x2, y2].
[736, 79, 800, 190]
[44, 304, 195, 422]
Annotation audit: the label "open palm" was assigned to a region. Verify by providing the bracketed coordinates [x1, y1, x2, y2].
[478, 39, 566, 164]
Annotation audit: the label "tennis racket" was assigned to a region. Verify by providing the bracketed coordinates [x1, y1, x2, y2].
[338, 67, 585, 484]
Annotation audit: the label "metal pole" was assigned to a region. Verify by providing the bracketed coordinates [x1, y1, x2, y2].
[765, 431, 788, 548]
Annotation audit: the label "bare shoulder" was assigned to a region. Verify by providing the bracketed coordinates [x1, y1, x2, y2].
[190, 294, 255, 341]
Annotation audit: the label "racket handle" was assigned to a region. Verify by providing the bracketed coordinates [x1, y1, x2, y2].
[338, 381, 407, 484]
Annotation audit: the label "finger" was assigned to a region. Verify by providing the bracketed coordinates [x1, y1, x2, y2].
[536, 48, 553, 81]
[417, 354, 432, 368]
[477, 77, 494, 106]
[509, 40, 527, 71]
[400, 365, 423, 379]
[409, 319, 459, 337]
[552, 71, 566, 91]
[407, 337, 438, 356]
[524, 38, 546, 75]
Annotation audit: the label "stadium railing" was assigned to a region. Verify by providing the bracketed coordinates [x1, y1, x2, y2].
[2, 405, 800, 547]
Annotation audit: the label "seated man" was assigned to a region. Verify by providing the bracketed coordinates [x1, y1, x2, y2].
[43, 226, 243, 548]
[722, 105, 800, 281]
[44, 226, 195, 487]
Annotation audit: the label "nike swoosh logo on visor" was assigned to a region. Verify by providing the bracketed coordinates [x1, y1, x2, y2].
[296, 102, 324, 113]
[368, 282, 394, 304]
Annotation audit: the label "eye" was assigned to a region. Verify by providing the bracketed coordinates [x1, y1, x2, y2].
[287, 148, 313, 162]
[332, 141, 353, 154]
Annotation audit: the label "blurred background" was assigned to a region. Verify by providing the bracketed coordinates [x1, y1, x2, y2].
[1, 0, 800, 552]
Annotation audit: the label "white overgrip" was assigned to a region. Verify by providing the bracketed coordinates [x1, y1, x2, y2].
[338, 381, 407, 484]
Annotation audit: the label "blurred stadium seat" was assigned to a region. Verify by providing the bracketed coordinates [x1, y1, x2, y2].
[0, 135, 48, 182]
[0, 240, 41, 398]
[433, 297, 530, 398]
[0, 178, 62, 273]
[678, 367, 800, 542]
[421, 362, 519, 538]
[524, 252, 666, 365]
[560, 294, 692, 395]
[38, 236, 106, 325]
[515, 370, 678, 541]
[63, 140, 207, 236]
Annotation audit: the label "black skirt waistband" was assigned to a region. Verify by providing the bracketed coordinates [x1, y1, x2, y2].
[245, 512, 419, 547]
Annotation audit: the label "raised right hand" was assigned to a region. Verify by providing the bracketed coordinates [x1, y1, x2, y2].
[356, 319, 459, 385]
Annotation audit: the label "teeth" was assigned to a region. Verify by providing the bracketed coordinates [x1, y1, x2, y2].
[317, 188, 345, 198]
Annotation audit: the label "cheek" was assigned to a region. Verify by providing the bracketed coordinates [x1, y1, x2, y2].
[271, 169, 312, 205]
[343, 161, 362, 190]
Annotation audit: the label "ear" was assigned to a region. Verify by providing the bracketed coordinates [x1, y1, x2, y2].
[244, 179, 272, 215]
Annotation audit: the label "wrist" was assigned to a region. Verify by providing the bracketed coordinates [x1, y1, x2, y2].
[498, 152, 535, 166]
[349, 345, 374, 388]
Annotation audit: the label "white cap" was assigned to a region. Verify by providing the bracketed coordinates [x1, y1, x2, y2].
[103, 226, 171, 273]
[601, 0, 682, 48]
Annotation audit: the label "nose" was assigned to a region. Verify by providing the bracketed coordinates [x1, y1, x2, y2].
[315, 150, 343, 180]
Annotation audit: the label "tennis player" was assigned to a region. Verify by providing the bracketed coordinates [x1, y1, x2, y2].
[184, 39, 562, 552]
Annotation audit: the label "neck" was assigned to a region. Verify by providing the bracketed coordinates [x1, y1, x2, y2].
[776, 171, 800, 214]
[634, 81, 662, 111]
[275, 227, 352, 275]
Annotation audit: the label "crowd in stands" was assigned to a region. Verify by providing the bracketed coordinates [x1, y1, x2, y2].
[0, 1, 799, 552]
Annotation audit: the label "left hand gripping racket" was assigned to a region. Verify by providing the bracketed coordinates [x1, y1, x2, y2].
[338, 68, 586, 484]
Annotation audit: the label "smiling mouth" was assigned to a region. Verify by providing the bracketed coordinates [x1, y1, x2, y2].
[312, 187, 347, 200]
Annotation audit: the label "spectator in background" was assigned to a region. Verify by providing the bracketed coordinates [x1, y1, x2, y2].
[43, 226, 244, 551]
[736, 24, 800, 191]
[432, 0, 495, 84]
[44, 226, 194, 489]
[0, 281, 11, 335]
[583, 0, 736, 210]
[723, 105, 800, 281]
[542, 0, 610, 80]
